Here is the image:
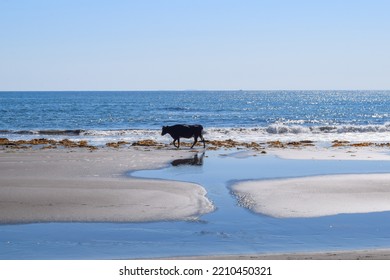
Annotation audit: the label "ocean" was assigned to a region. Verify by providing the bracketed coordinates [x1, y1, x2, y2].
[2, 90, 390, 144]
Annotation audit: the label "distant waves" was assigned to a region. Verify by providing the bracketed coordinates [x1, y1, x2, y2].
[0, 129, 84, 136]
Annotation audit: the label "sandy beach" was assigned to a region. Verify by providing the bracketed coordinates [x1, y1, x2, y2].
[2, 140, 390, 259]
[232, 173, 390, 218]
[0, 146, 214, 223]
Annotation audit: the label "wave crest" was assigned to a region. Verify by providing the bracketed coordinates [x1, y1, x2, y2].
[3, 123, 390, 144]
[265, 123, 390, 135]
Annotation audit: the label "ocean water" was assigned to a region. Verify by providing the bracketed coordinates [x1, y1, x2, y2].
[2, 90, 390, 144]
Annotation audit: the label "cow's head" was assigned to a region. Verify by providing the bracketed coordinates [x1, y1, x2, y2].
[161, 126, 168, 136]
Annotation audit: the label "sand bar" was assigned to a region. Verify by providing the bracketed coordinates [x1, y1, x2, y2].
[232, 173, 390, 218]
[0, 148, 214, 223]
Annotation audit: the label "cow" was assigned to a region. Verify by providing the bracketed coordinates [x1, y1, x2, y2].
[161, 124, 206, 148]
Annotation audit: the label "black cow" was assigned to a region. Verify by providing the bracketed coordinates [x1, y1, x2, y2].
[161, 124, 206, 148]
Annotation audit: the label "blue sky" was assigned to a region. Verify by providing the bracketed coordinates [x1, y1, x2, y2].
[0, 0, 389, 90]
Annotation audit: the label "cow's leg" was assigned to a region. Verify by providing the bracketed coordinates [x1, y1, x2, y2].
[191, 136, 198, 148]
[176, 138, 180, 148]
[200, 134, 206, 148]
[173, 138, 179, 148]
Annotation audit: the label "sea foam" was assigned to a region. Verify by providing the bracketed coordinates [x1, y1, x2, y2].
[3, 123, 390, 145]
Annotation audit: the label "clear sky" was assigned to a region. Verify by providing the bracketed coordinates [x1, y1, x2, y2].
[0, 0, 389, 91]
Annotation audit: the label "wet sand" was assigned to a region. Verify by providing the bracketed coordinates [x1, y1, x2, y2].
[0, 147, 214, 223]
[232, 173, 390, 218]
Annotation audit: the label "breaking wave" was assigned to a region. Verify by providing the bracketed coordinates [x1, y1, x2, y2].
[208, 122, 390, 135]
[205, 123, 390, 143]
[3, 123, 390, 145]
[265, 123, 390, 134]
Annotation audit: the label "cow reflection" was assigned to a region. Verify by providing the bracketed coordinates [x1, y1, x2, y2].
[171, 152, 205, 166]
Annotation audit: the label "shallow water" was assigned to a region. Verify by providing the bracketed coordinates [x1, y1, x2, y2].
[2, 150, 390, 259]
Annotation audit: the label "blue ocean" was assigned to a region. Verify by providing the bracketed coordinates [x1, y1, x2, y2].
[2, 90, 390, 144]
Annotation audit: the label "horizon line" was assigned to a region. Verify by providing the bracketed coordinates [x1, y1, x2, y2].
[1, 89, 390, 92]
